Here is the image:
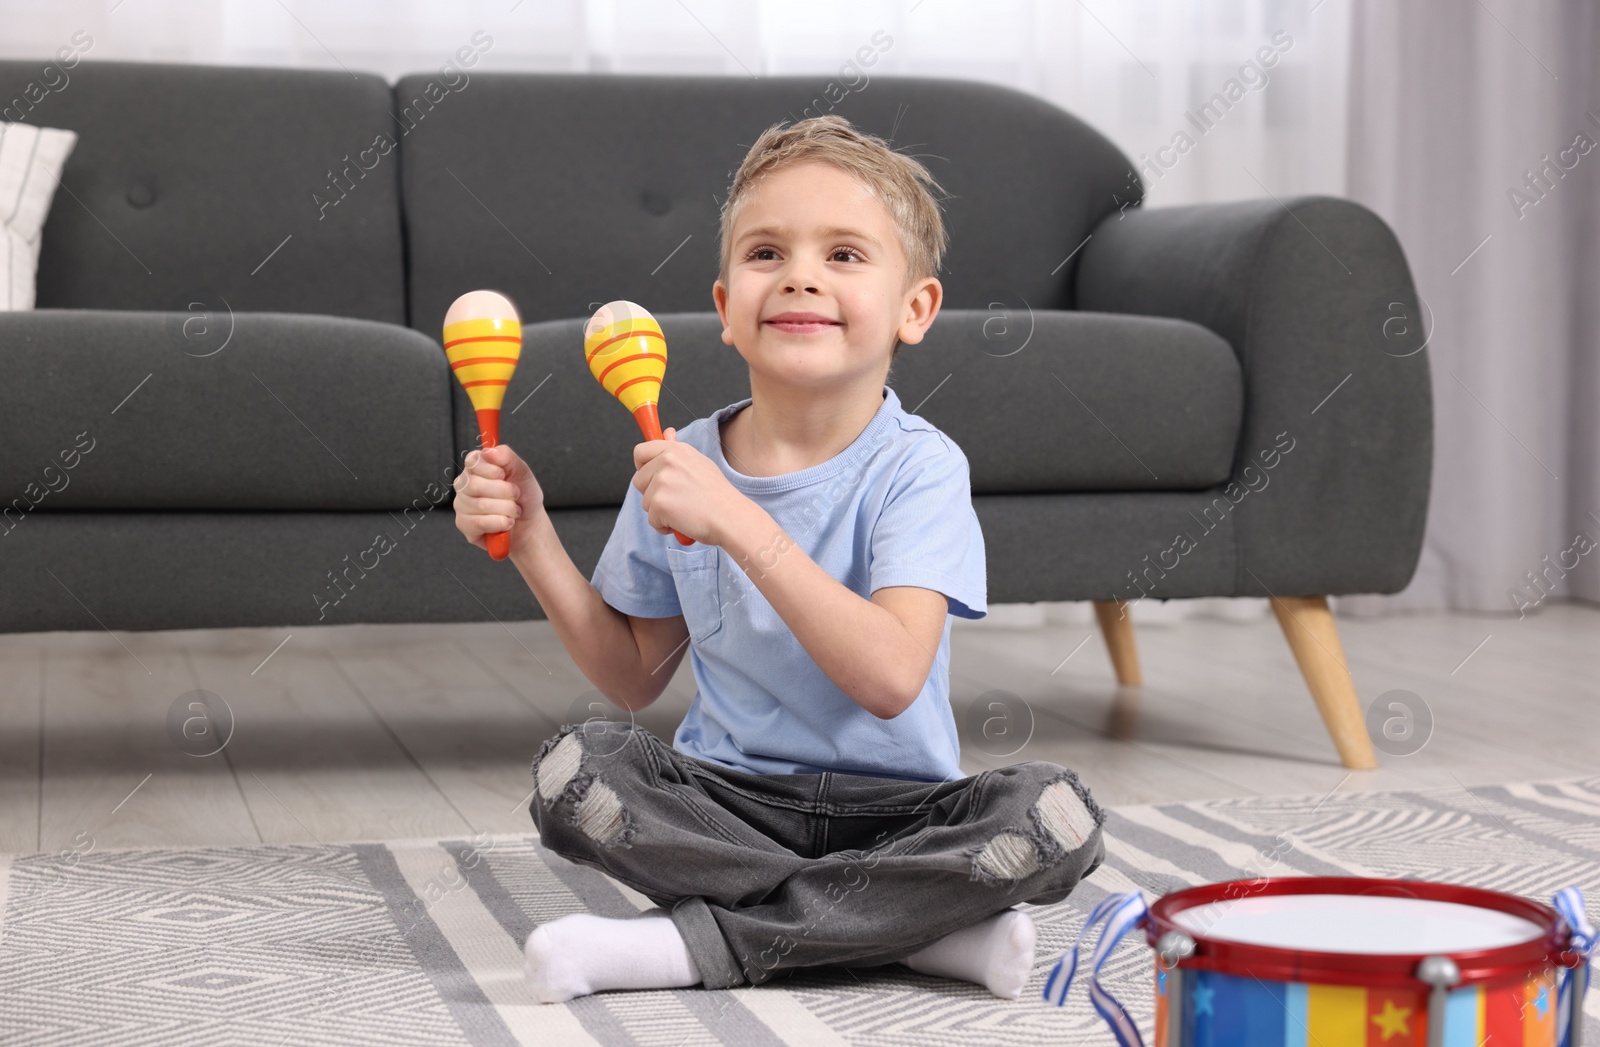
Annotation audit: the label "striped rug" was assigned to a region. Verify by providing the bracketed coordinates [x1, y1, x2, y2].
[2, 776, 1596, 1045]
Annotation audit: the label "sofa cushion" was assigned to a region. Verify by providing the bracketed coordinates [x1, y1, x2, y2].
[476, 310, 1240, 510]
[397, 72, 1133, 335]
[894, 310, 1242, 492]
[0, 61, 406, 323]
[0, 311, 454, 511]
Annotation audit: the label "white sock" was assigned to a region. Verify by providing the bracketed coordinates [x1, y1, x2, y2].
[902, 909, 1037, 999]
[524, 913, 702, 1003]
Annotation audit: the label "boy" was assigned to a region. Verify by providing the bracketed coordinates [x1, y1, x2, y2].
[452, 115, 1105, 1003]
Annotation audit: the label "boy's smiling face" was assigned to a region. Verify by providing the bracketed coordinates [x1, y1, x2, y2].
[713, 161, 941, 393]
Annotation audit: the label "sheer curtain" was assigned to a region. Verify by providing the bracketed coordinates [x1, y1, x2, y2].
[1340, 0, 1600, 617]
[0, 0, 1351, 212]
[3, 0, 1370, 623]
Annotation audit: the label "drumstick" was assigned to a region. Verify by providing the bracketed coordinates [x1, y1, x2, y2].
[444, 290, 523, 561]
[583, 301, 693, 546]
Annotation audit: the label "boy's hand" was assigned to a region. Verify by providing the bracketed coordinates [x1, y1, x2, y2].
[632, 428, 751, 547]
[453, 444, 546, 559]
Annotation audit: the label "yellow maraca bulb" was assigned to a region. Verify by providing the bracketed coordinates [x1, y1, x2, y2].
[583, 300, 692, 545]
[584, 300, 667, 437]
[444, 289, 522, 561]
[444, 290, 522, 415]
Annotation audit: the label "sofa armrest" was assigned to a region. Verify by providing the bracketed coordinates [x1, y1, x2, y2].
[1075, 196, 1432, 597]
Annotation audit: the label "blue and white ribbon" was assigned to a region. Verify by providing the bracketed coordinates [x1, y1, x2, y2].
[1043, 890, 1150, 1047]
[1556, 886, 1597, 956]
[1554, 886, 1595, 1047]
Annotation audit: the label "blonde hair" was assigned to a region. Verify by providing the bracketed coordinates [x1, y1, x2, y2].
[717, 115, 950, 297]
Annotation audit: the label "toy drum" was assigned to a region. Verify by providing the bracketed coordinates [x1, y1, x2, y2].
[1144, 877, 1589, 1047]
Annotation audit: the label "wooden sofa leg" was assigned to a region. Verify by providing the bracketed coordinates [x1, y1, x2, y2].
[1092, 600, 1142, 686]
[1269, 596, 1378, 770]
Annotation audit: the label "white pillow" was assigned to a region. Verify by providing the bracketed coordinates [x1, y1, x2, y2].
[1, 122, 78, 311]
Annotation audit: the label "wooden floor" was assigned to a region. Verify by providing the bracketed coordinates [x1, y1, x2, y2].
[1, 602, 1594, 855]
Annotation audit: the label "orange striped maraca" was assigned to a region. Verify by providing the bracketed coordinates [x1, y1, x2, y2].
[583, 301, 692, 546]
[444, 290, 523, 561]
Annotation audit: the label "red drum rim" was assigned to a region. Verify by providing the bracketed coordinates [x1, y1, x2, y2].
[1145, 876, 1578, 989]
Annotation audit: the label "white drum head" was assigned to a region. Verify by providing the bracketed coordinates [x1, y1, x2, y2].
[1172, 893, 1546, 955]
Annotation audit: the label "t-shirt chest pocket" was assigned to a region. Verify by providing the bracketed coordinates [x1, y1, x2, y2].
[665, 545, 725, 643]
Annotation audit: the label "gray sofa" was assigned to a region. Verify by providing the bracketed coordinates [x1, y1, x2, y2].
[0, 62, 1431, 768]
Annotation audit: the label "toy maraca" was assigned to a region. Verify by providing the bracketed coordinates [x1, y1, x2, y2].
[444, 290, 523, 560]
[583, 301, 693, 546]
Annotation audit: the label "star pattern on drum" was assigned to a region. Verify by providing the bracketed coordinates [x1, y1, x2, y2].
[1371, 998, 1412, 1040]
[1191, 983, 1214, 1016]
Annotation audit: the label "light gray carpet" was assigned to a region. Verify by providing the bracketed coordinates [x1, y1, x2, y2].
[2, 777, 1597, 1045]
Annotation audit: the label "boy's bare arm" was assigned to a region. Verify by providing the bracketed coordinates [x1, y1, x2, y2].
[509, 509, 691, 711]
[715, 500, 948, 719]
[454, 445, 689, 711]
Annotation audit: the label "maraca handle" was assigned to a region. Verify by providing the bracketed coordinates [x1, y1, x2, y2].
[632, 404, 694, 546]
[476, 408, 514, 561]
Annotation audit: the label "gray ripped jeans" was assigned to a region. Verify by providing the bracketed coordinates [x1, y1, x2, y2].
[527, 720, 1107, 989]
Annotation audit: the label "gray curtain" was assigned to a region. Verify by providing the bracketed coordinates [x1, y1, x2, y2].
[1341, 0, 1600, 615]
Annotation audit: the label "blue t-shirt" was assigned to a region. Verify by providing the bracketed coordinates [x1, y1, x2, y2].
[589, 385, 987, 782]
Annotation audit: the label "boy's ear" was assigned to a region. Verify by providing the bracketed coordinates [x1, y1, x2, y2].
[895, 276, 942, 347]
[711, 280, 735, 345]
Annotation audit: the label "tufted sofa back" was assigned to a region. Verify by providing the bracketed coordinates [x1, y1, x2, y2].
[396, 73, 1135, 336]
[5, 62, 1135, 335]
[2, 61, 408, 324]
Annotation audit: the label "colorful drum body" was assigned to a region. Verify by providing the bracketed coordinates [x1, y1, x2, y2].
[1145, 878, 1587, 1047]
